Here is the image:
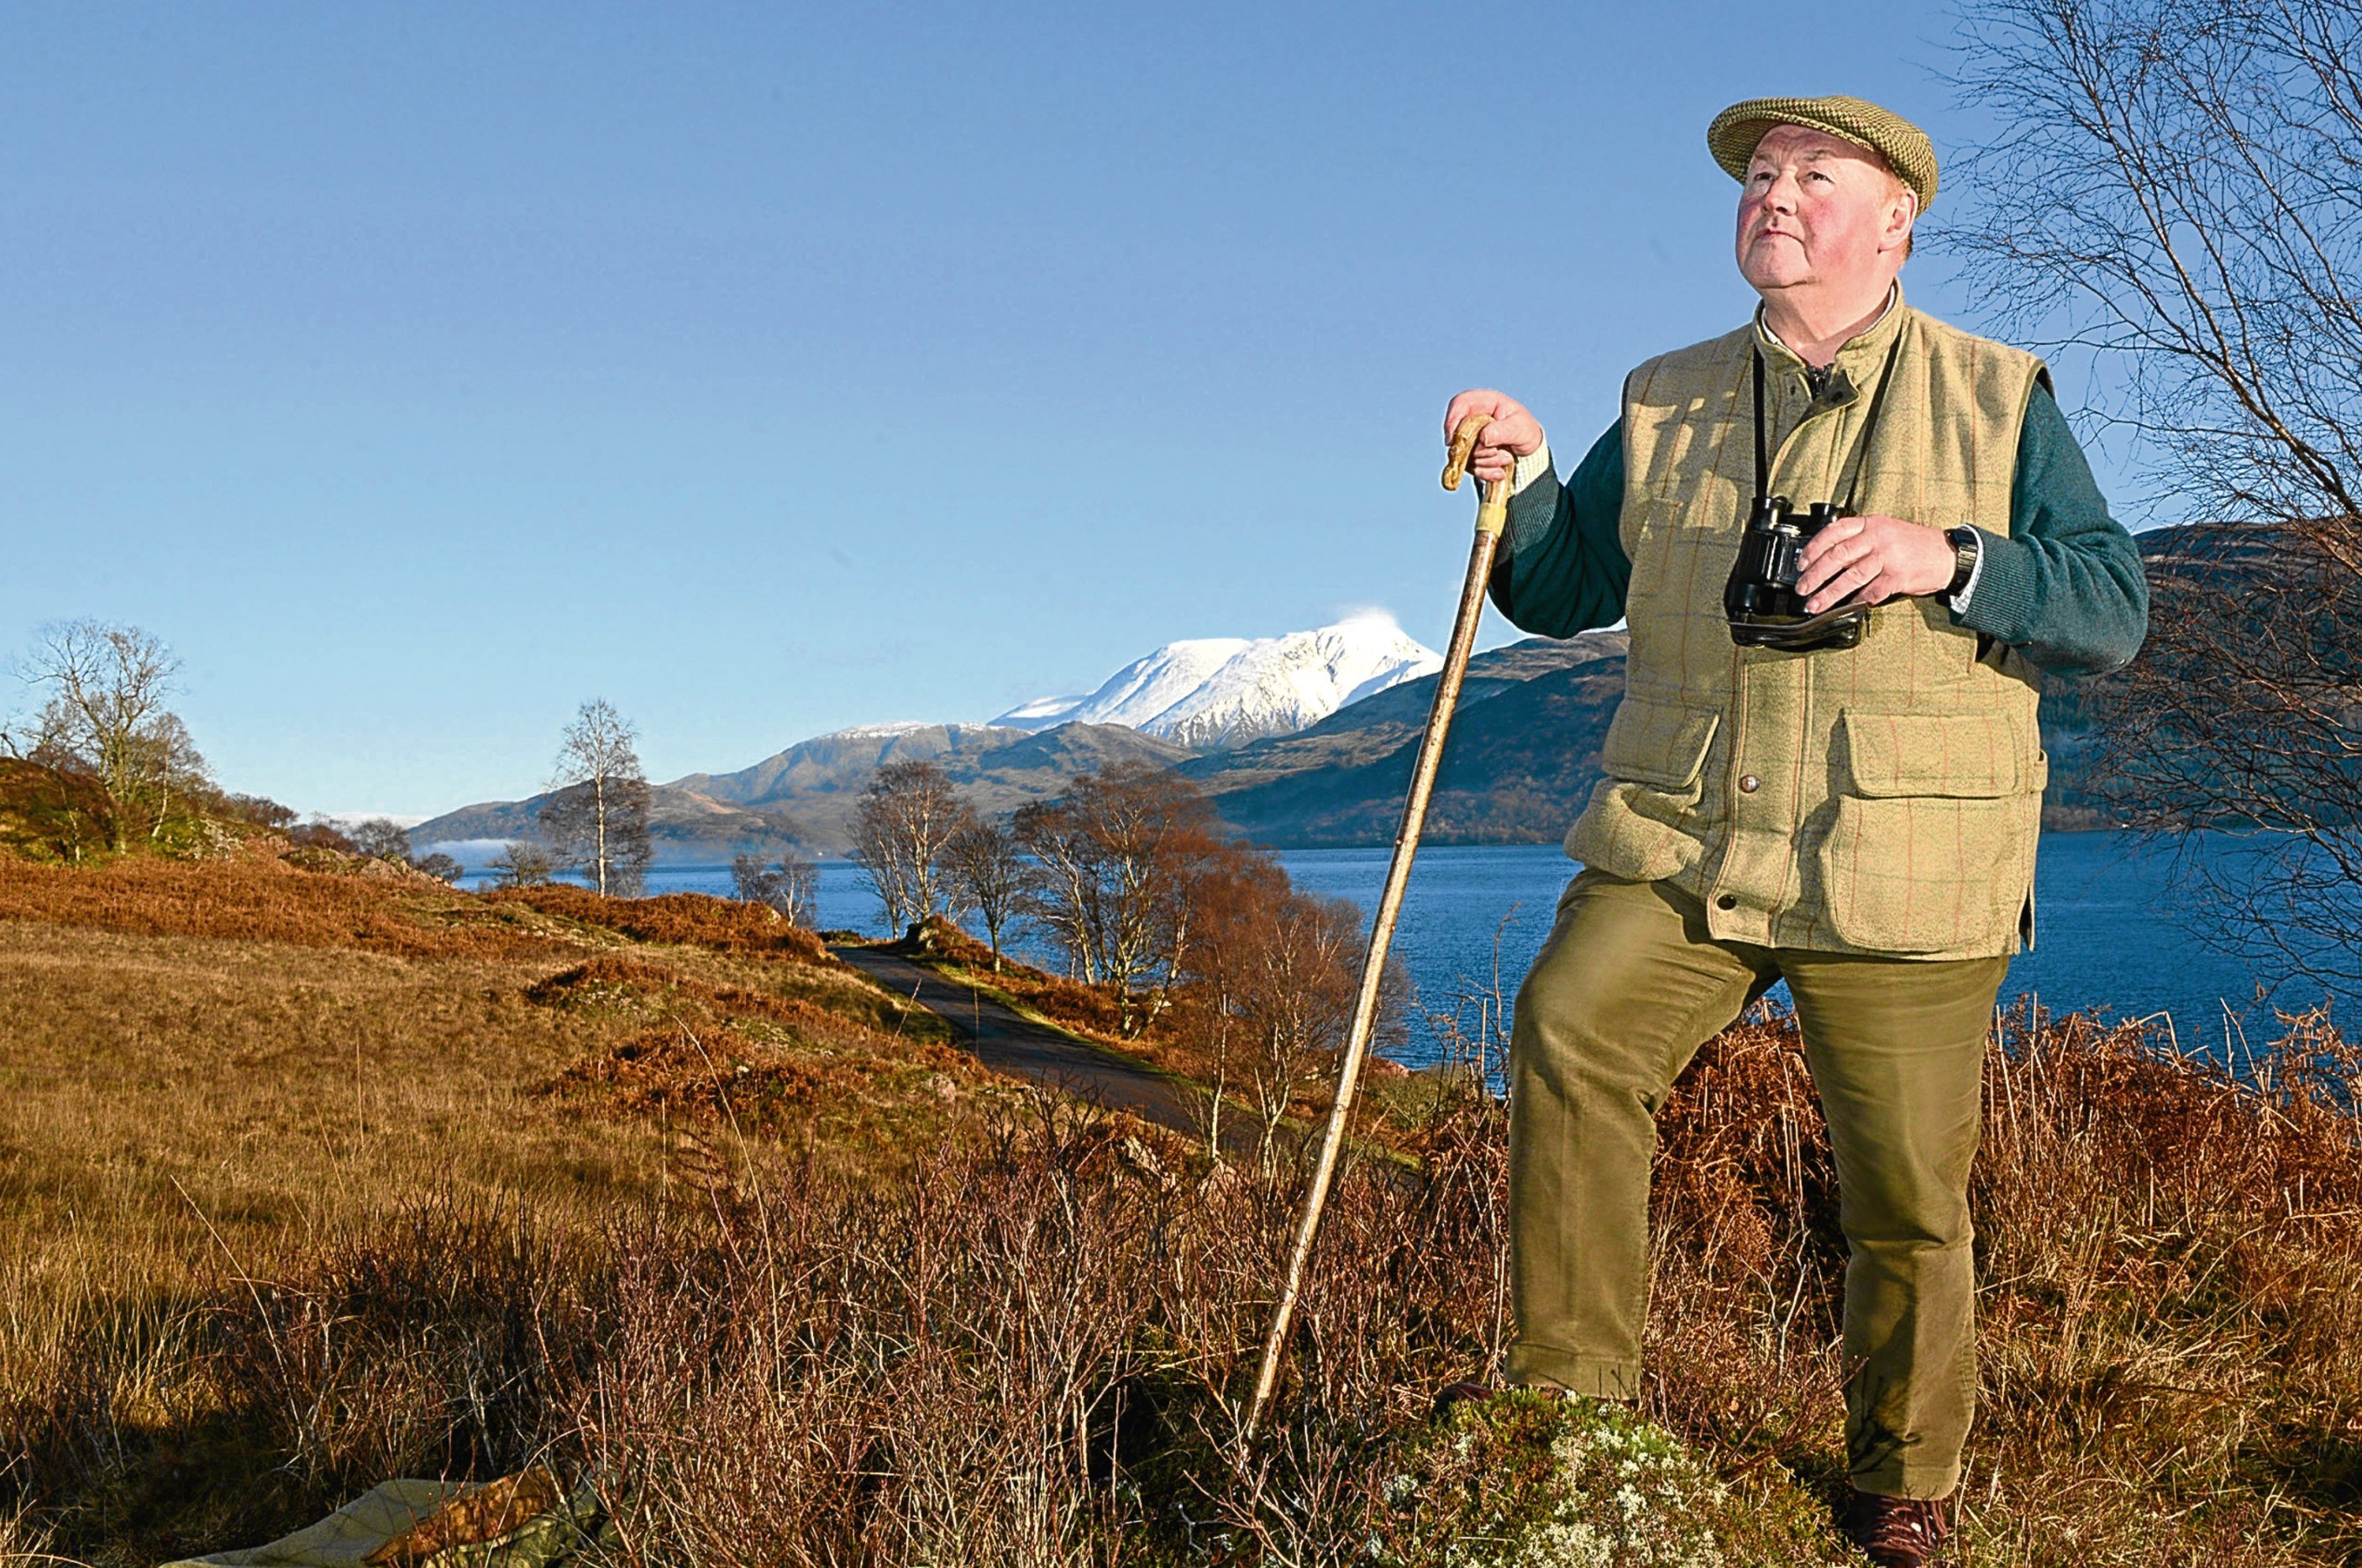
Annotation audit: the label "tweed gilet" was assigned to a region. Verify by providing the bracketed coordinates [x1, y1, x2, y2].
[1563, 296, 2050, 958]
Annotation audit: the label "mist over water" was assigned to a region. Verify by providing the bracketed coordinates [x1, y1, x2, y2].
[632, 831, 2349, 1072]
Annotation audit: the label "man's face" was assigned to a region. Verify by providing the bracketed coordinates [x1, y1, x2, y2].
[1734, 123, 1913, 298]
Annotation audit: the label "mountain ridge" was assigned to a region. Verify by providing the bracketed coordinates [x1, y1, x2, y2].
[991, 616, 1441, 748]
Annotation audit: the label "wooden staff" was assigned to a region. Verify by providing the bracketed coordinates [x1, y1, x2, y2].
[1242, 412, 1510, 1437]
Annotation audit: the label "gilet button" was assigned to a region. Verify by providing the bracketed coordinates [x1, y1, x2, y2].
[1739, 774, 1761, 794]
[1715, 894, 1739, 910]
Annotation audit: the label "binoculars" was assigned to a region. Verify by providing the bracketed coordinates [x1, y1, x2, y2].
[1723, 494, 1869, 652]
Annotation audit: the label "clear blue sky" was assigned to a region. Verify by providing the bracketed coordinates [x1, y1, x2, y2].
[2, 1, 2093, 815]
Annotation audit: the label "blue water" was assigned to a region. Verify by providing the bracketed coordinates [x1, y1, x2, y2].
[604, 833, 2346, 1070]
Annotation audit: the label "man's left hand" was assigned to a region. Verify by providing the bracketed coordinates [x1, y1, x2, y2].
[1795, 515, 1956, 612]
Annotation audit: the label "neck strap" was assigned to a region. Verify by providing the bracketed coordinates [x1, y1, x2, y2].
[1753, 328, 1906, 510]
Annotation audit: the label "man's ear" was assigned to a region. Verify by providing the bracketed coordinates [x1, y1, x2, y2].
[1886, 185, 1918, 257]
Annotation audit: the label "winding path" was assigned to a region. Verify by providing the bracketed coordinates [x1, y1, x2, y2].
[831, 945, 1220, 1143]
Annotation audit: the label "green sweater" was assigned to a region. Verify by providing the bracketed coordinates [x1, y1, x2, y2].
[1489, 382, 2149, 676]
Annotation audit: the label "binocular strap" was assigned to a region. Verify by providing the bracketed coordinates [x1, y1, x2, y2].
[1752, 329, 1907, 515]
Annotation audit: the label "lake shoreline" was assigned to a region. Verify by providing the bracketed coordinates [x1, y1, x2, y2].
[570, 832, 2349, 1072]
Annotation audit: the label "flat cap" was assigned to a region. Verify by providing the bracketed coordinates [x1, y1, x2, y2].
[1707, 95, 1939, 213]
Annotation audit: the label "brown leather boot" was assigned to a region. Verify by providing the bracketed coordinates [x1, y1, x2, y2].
[1842, 1486, 1954, 1566]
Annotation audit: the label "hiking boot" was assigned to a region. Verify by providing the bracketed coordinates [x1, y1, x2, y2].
[1842, 1486, 1954, 1566]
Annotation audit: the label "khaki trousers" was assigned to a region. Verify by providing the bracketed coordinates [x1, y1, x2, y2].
[1505, 868, 2007, 1500]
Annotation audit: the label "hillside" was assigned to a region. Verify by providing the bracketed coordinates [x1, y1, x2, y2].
[403, 781, 811, 863]
[415, 721, 1195, 863]
[0, 837, 1024, 1560]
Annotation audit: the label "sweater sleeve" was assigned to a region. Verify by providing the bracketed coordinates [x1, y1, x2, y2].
[1486, 418, 1632, 638]
[1955, 384, 2149, 677]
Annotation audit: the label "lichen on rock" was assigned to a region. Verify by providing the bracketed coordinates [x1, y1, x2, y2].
[1371, 1390, 1852, 1568]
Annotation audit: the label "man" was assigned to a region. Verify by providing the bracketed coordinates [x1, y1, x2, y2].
[1442, 97, 2146, 1566]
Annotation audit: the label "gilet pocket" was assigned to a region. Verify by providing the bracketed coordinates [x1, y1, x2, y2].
[1813, 709, 2045, 954]
[1564, 694, 1722, 884]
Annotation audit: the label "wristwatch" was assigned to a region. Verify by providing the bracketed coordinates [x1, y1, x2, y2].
[1942, 526, 1980, 599]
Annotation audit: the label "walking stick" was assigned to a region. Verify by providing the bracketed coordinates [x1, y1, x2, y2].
[1242, 412, 1510, 1438]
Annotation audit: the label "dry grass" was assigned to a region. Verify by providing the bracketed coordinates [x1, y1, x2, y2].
[489, 885, 831, 963]
[0, 837, 567, 958]
[0, 852, 1010, 1563]
[4, 851, 2360, 1564]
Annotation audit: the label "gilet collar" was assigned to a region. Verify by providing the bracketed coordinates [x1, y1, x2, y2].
[1752, 281, 1906, 382]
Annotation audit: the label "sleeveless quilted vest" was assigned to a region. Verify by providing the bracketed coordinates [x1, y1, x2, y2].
[1563, 294, 2050, 958]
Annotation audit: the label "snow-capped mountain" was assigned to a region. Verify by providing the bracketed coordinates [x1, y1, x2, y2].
[992, 616, 1443, 750]
[993, 637, 1250, 734]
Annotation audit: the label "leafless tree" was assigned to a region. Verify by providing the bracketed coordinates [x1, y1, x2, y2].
[414, 851, 465, 884]
[732, 851, 819, 927]
[1014, 763, 1229, 1036]
[541, 699, 653, 896]
[1947, 0, 2362, 988]
[289, 819, 360, 854]
[348, 817, 414, 863]
[13, 619, 189, 847]
[1181, 856, 1400, 1170]
[125, 711, 211, 840]
[942, 819, 1026, 970]
[219, 794, 297, 831]
[491, 841, 559, 887]
[852, 759, 973, 935]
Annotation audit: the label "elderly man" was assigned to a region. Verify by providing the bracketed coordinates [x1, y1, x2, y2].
[1443, 97, 2146, 1565]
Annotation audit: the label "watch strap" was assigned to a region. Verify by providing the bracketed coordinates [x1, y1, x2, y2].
[1944, 527, 1979, 598]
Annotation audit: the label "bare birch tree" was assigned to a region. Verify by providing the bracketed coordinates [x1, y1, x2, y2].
[125, 712, 210, 841]
[13, 620, 190, 847]
[1948, 0, 2362, 987]
[541, 699, 653, 896]
[732, 850, 820, 927]
[852, 759, 973, 935]
[1014, 763, 1228, 1036]
[943, 818, 1026, 970]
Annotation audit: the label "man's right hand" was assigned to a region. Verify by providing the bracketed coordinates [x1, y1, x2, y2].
[1442, 391, 1545, 486]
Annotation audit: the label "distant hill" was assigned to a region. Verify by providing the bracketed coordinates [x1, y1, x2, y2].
[408, 784, 811, 868]
[412, 721, 1196, 866]
[2029, 520, 2290, 828]
[1183, 633, 1629, 846]
[671, 721, 1025, 807]
[671, 721, 1196, 854]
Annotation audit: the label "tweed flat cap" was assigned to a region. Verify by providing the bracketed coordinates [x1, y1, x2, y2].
[1707, 95, 1939, 212]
